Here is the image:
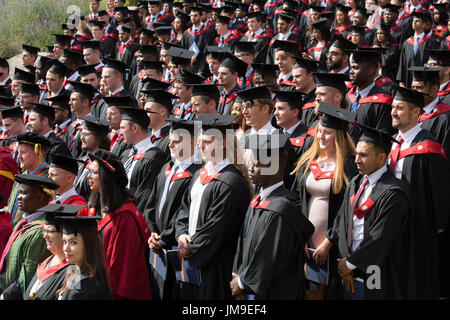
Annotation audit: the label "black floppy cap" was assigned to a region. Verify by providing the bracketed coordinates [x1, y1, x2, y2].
[382, 4, 402, 12]
[220, 56, 248, 78]
[22, 44, 40, 55]
[16, 132, 53, 148]
[46, 94, 70, 110]
[233, 41, 256, 54]
[48, 60, 71, 77]
[167, 46, 194, 65]
[81, 40, 101, 51]
[117, 106, 151, 129]
[293, 57, 319, 73]
[155, 26, 173, 36]
[197, 113, 236, 133]
[49, 153, 80, 175]
[271, 40, 299, 56]
[356, 122, 399, 154]
[62, 49, 84, 63]
[336, 3, 351, 13]
[41, 204, 86, 229]
[426, 49, 450, 66]
[21, 82, 40, 96]
[166, 115, 195, 133]
[141, 60, 165, 73]
[244, 133, 290, 162]
[272, 90, 304, 106]
[392, 84, 429, 109]
[251, 63, 279, 77]
[141, 77, 172, 91]
[76, 64, 99, 77]
[318, 102, 355, 131]
[30, 103, 55, 122]
[145, 89, 178, 111]
[314, 72, 349, 93]
[56, 215, 99, 236]
[409, 66, 442, 84]
[14, 174, 59, 191]
[14, 68, 35, 82]
[310, 18, 329, 30]
[103, 58, 127, 74]
[190, 83, 220, 99]
[1, 106, 23, 118]
[176, 68, 206, 84]
[236, 85, 272, 102]
[80, 115, 111, 135]
[68, 81, 97, 100]
[103, 95, 139, 108]
[351, 49, 382, 65]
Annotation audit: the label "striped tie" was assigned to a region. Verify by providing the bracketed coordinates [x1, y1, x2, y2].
[124, 147, 138, 174]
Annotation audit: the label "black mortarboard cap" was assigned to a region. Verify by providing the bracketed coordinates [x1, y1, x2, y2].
[251, 63, 279, 77]
[14, 174, 59, 191]
[310, 5, 326, 12]
[49, 153, 80, 175]
[166, 115, 195, 133]
[46, 94, 70, 110]
[103, 95, 139, 108]
[141, 60, 165, 72]
[331, 34, 357, 52]
[141, 77, 172, 91]
[22, 44, 40, 55]
[68, 81, 97, 100]
[16, 132, 53, 148]
[355, 6, 370, 18]
[271, 40, 299, 56]
[319, 11, 336, 21]
[314, 72, 349, 93]
[81, 40, 101, 51]
[382, 4, 402, 12]
[21, 82, 40, 96]
[114, 6, 129, 15]
[38, 56, 54, 68]
[220, 56, 248, 78]
[14, 68, 35, 82]
[90, 20, 106, 29]
[244, 133, 290, 162]
[1, 105, 23, 118]
[318, 102, 355, 131]
[30, 103, 55, 122]
[139, 44, 159, 57]
[433, 3, 448, 11]
[166, 46, 194, 66]
[41, 204, 86, 228]
[155, 25, 173, 36]
[293, 57, 319, 73]
[103, 58, 127, 74]
[117, 106, 151, 129]
[277, 13, 295, 23]
[356, 122, 399, 154]
[392, 84, 429, 108]
[80, 115, 111, 135]
[76, 64, 99, 77]
[197, 113, 236, 133]
[56, 215, 100, 236]
[351, 26, 366, 35]
[351, 48, 382, 64]
[272, 90, 304, 106]
[426, 49, 450, 66]
[62, 49, 84, 64]
[236, 85, 272, 101]
[411, 10, 431, 22]
[310, 18, 329, 30]
[207, 46, 232, 61]
[118, 24, 132, 34]
[189, 83, 220, 99]
[216, 15, 231, 24]
[175, 68, 206, 84]
[190, 6, 204, 14]
[233, 41, 256, 54]
[48, 60, 71, 77]
[336, 3, 351, 13]
[145, 89, 178, 111]
[53, 34, 72, 46]
[409, 66, 442, 84]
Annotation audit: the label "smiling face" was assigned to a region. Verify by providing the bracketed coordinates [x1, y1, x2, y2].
[316, 123, 336, 153]
[63, 232, 85, 267]
[43, 224, 64, 256]
[87, 160, 100, 192]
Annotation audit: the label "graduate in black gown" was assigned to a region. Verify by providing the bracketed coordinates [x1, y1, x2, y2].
[325, 122, 415, 299]
[145, 117, 202, 300]
[1, 204, 85, 300]
[388, 86, 450, 300]
[175, 114, 251, 300]
[231, 133, 314, 300]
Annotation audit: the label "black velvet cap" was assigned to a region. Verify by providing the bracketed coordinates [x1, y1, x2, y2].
[189, 83, 220, 99]
[1, 105, 23, 118]
[21, 82, 40, 96]
[103, 95, 139, 108]
[141, 77, 172, 91]
[14, 174, 59, 190]
[68, 81, 97, 101]
[220, 56, 248, 78]
[318, 102, 355, 131]
[251, 63, 279, 77]
[392, 84, 429, 109]
[145, 89, 178, 111]
[88, 149, 128, 186]
[22, 44, 40, 55]
[13, 68, 35, 82]
[293, 57, 319, 73]
[175, 68, 206, 84]
[356, 122, 399, 154]
[46, 94, 71, 110]
[16, 132, 53, 148]
[244, 133, 290, 162]
[409, 66, 442, 84]
[80, 115, 111, 135]
[41, 204, 86, 228]
[272, 90, 304, 106]
[116, 106, 151, 129]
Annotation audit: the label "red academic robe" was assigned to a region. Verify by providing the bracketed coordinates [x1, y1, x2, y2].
[0, 211, 12, 255]
[88, 200, 151, 300]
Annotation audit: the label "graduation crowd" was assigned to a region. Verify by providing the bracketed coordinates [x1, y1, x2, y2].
[0, 0, 448, 301]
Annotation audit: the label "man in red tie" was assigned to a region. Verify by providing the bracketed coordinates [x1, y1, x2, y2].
[318, 122, 415, 300]
[231, 133, 314, 300]
[388, 85, 450, 300]
[0, 174, 58, 293]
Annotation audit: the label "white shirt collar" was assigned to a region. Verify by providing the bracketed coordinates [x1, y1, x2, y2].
[43, 130, 53, 138]
[174, 155, 195, 172]
[439, 80, 449, 91]
[109, 86, 124, 96]
[397, 123, 422, 145]
[0, 77, 10, 86]
[250, 121, 276, 135]
[364, 165, 387, 188]
[59, 118, 72, 130]
[204, 158, 231, 176]
[284, 120, 302, 135]
[278, 71, 292, 82]
[57, 187, 78, 202]
[152, 124, 169, 138]
[337, 66, 349, 74]
[414, 32, 425, 41]
[356, 81, 376, 98]
[23, 211, 44, 223]
[260, 181, 284, 200]
[52, 86, 64, 97]
[134, 136, 154, 153]
[252, 28, 264, 37]
[423, 97, 439, 114]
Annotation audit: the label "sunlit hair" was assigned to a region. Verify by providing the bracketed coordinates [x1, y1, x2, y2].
[226, 134, 254, 199]
[293, 123, 356, 194]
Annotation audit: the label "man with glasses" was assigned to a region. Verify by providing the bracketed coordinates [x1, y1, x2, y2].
[326, 35, 356, 75]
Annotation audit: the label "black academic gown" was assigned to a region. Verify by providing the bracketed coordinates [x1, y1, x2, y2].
[180, 27, 210, 75]
[394, 129, 450, 299]
[65, 119, 84, 159]
[100, 37, 117, 60]
[46, 131, 70, 162]
[144, 160, 202, 300]
[151, 126, 171, 164]
[74, 156, 92, 201]
[121, 146, 166, 213]
[396, 35, 439, 87]
[300, 89, 319, 129]
[39, 88, 70, 105]
[291, 156, 358, 299]
[326, 168, 415, 299]
[111, 138, 131, 159]
[240, 31, 273, 64]
[419, 101, 450, 157]
[90, 94, 108, 120]
[175, 164, 251, 300]
[115, 42, 140, 69]
[233, 185, 315, 300]
[288, 122, 316, 159]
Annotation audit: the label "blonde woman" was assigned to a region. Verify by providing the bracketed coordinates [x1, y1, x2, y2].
[291, 103, 358, 300]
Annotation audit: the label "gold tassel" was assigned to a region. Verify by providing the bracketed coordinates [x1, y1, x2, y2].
[42, 187, 56, 200]
[34, 143, 43, 164]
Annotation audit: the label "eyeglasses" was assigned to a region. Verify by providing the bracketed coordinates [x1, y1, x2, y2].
[235, 53, 252, 58]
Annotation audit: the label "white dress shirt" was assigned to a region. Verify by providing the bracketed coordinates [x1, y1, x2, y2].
[389, 123, 422, 179]
[127, 137, 154, 188]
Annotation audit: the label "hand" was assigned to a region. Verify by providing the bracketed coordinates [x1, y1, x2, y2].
[337, 258, 353, 277]
[149, 232, 163, 253]
[437, 229, 444, 234]
[230, 273, 244, 297]
[177, 234, 192, 258]
[341, 272, 355, 293]
[399, 83, 406, 88]
[313, 238, 332, 266]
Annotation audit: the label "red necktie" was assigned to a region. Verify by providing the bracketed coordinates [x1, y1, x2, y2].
[0, 219, 28, 272]
[110, 131, 118, 150]
[347, 176, 369, 247]
[389, 136, 404, 172]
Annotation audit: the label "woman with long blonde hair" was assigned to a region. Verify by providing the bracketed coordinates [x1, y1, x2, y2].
[291, 103, 358, 300]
